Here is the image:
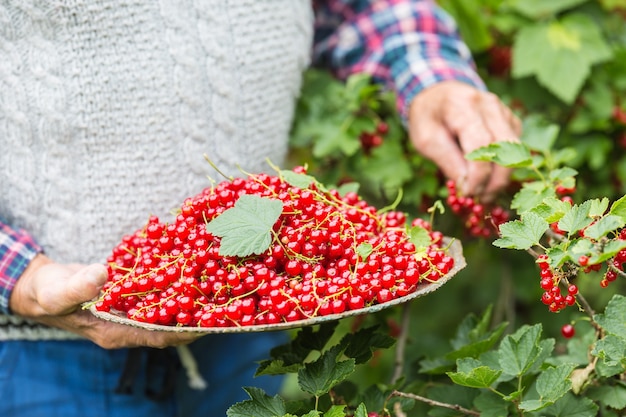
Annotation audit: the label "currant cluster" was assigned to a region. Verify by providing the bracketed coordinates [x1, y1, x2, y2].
[444, 180, 510, 239]
[94, 167, 455, 328]
[537, 226, 626, 314]
[359, 121, 388, 154]
[536, 255, 578, 313]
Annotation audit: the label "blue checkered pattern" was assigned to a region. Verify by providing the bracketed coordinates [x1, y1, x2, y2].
[0, 220, 41, 314]
[313, 0, 485, 120]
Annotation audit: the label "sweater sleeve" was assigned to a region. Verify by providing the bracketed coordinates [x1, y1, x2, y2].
[312, 0, 486, 121]
[0, 219, 42, 314]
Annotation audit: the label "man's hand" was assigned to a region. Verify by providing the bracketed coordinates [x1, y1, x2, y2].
[408, 80, 522, 203]
[10, 254, 201, 349]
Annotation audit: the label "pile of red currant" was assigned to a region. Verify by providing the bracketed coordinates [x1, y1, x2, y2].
[444, 180, 510, 238]
[94, 167, 455, 328]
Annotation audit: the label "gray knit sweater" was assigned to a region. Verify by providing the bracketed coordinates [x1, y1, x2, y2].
[0, 0, 313, 339]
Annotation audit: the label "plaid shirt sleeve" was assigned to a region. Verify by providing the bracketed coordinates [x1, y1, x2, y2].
[312, 0, 486, 121]
[0, 219, 42, 314]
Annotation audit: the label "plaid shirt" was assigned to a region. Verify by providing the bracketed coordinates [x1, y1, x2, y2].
[0, 0, 483, 314]
[312, 0, 485, 120]
[0, 221, 41, 313]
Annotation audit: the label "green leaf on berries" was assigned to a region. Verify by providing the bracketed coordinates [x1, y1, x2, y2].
[519, 363, 574, 411]
[206, 194, 284, 257]
[583, 215, 625, 240]
[447, 358, 502, 388]
[557, 200, 594, 235]
[226, 386, 286, 417]
[493, 212, 548, 250]
[466, 141, 532, 168]
[408, 226, 432, 251]
[356, 242, 373, 261]
[280, 170, 316, 190]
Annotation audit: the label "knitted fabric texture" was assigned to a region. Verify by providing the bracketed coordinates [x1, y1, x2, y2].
[0, 0, 313, 340]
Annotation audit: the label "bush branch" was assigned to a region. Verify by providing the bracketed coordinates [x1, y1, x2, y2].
[389, 390, 480, 416]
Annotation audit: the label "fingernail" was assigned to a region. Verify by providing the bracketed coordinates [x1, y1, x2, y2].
[86, 264, 107, 289]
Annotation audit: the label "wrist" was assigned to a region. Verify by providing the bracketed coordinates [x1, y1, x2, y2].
[9, 253, 52, 317]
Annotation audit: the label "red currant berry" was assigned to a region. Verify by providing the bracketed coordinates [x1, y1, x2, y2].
[561, 324, 575, 338]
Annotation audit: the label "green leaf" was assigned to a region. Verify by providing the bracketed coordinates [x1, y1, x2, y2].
[408, 226, 432, 250]
[447, 359, 502, 388]
[519, 364, 575, 411]
[498, 324, 544, 376]
[336, 182, 360, 197]
[558, 201, 594, 235]
[298, 345, 356, 397]
[588, 197, 610, 218]
[206, 194, 284, 257]
[439, 0, 493, 51]
[520, 115, 560, 153]
[529, 197, 571, 223]
[549, 167, 578, 183]
[280, 170, 316, 189]
[353, 403, 368, 417]
[353, 140, 414, 196]
[226, 387, 286, 417]
[474, 390, 509, 417]
[356, 243, 373, 261]
[465, 141, 532, 167]
[593, 294, 626, 339]
[583, 215, 625, 240]
[510, 0, 587, 19]
[592, 239, 626, 265]
[511, 182, 555, 214]
[592, 295, 626, 368]
[513, 14, 612, 103]
[586, 383, 626, 410]
[312, 122, 359, 158]
[493, 212, 548, 250]
[542, 393, 598, 417]
[323, 405, 347, 417]
[343, 326, 395, 365]
[609, 194, 626, 222]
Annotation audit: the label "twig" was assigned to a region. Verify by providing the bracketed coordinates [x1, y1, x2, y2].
[391, 303, 411, 384]
[389, 390, 480, 416]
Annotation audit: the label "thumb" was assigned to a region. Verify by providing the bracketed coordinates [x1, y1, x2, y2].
[41, 263, 108, 315]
